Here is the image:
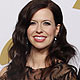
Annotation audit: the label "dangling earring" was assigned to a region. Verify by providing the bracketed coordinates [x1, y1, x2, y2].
[54, 37, 57, 44]
[26, 41, 28, 45]
[26, 37, 28, 45]
[54, 37, 57, 41]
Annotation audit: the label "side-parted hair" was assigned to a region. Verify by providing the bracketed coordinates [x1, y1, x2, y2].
[6, 0, 76, 79]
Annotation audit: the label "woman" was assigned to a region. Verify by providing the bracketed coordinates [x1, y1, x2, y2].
[0, 0, 78, 80]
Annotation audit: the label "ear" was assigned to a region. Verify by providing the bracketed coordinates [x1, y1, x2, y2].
[55, 24, 61, 36]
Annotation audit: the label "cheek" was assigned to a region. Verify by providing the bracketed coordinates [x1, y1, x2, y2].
[27, 26, 35, 36]
[45, 27, 56, 36]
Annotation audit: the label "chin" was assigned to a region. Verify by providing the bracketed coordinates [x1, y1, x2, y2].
[33, 44, 50, 50]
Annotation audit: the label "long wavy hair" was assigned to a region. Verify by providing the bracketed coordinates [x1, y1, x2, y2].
[6, 0, 76, 79]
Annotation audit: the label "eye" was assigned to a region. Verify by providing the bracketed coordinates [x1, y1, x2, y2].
[29, 21, 36, 25]
[43, 22, 51, 26]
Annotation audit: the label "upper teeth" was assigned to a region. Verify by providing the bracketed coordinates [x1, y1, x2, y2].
[34, 37, 45, 39]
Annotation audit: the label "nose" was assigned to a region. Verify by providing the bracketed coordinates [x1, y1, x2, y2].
[36, 23, 43, 34]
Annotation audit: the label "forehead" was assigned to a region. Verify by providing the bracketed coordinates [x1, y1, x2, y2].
[31, 8, 54, 20]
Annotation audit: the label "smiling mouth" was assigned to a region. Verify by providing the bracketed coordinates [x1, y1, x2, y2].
[33, 35, 47, 42]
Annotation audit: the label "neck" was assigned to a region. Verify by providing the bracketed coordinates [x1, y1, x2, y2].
[26, 46, 49, 69]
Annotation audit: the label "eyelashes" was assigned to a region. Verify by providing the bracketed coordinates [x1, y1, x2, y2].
[29, 22, 36, 25]
[43, 22, 51, 25]
[29, 21, 51, 26]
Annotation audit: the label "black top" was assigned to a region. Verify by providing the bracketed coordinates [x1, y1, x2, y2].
[0, 62, 78, 80]
[25, 62, 78, 80]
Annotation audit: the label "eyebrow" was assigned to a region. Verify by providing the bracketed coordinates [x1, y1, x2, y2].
[31, 20, 52, 23]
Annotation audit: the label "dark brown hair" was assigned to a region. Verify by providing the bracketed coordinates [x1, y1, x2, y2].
[5, 0, 76, 79]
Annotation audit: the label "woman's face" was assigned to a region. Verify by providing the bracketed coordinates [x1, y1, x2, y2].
[27, 8, 60, 49]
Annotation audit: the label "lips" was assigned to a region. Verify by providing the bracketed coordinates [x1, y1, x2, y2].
[33, 35, 47, 42]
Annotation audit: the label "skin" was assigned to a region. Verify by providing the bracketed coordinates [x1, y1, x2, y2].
[26, 8, 60, 69]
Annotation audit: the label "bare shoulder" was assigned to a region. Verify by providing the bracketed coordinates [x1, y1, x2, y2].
[0, 66, 7, 77]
